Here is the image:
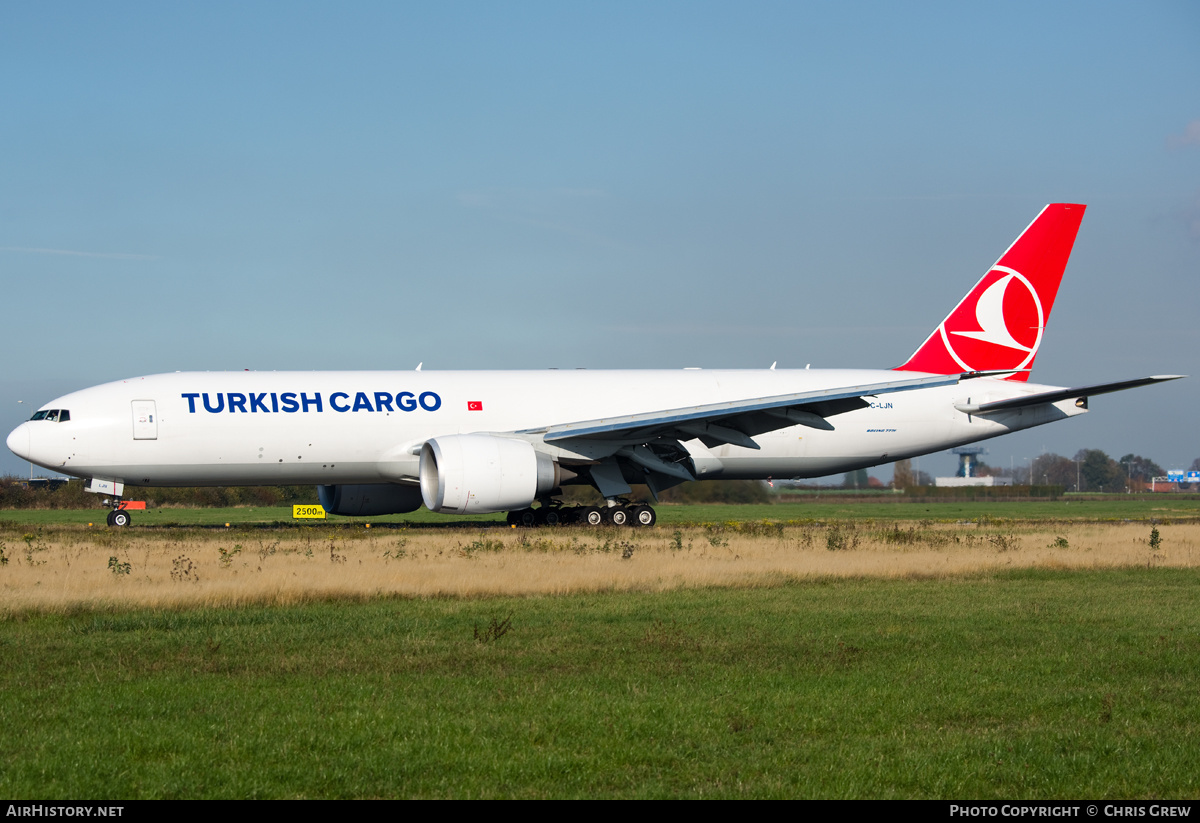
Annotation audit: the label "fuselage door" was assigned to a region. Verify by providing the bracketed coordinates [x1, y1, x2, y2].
[132, 400, 158, 440]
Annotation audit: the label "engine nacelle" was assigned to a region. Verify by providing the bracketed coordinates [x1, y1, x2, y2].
[420, 434, 559, 514]
[317, 483, 424, 516]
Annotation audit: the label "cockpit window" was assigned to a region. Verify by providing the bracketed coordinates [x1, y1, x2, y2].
[30, 410, 48, 421]
[29, 409, 70, 422]
[58, 410, 70, 422]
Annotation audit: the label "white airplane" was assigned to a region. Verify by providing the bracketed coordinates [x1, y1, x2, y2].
[6, 203, 1183, 527]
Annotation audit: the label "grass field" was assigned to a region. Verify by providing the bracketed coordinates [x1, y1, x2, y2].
[2, 503, 1198, 798]
[1, 518, 1195, 612]
[2, 569, 1198, 798]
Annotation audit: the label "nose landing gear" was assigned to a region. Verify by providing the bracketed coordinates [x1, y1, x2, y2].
[104, 501, 131, 527]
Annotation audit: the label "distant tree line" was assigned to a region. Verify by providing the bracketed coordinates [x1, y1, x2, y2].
[0, 478, 317, 510]
[889, 460, 933, 489]
[560, 480, 770, 505]
[3, 448, 1194, 510]
[1, 476, 770, 510]
[891, 450, 1186, 493]
[1010, 450, 1166, 493]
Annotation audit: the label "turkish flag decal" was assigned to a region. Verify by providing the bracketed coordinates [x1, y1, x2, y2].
[467, 401, 483, 411]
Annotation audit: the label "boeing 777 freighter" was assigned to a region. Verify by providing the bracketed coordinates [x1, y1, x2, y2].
[7, 204, 1182, 526]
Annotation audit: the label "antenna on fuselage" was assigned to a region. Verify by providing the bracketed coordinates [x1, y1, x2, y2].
[415, 362, 422, 371]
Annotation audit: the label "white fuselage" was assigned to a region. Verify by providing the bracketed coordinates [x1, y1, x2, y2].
[7, 369, 1083, 487]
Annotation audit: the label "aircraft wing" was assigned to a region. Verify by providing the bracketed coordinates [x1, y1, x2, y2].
[518, 373, 961, 450]
[954, 375, 1185, 415]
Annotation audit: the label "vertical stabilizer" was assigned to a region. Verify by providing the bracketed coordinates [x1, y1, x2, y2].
[895, 203, 1086, 381]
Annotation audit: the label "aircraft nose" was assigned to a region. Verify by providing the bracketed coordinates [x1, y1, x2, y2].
[7, 423, 30, 461]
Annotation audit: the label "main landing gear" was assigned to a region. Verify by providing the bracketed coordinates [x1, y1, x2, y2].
[506, 501, 657, 528]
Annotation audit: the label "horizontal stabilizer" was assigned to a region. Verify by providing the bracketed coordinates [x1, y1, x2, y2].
[954, 375, 1185, 414]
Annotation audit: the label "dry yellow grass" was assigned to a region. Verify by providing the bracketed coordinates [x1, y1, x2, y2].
[1, 521, 1195, 613]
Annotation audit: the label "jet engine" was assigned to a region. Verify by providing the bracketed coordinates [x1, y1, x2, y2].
[420, 434, 560, 514]
[317, 483, 424, 516]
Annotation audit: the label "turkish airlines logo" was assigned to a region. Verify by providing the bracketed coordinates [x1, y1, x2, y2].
[938, 266, 1044, 373]
[467, 401, 483, 411]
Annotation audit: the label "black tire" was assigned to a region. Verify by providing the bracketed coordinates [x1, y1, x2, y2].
[581, 506, 603, 527]
[111, 510, 131, 528]
[517, 508, 538, 528]
[542, 509, 562, 527]
[609, 506, 629, 527]
[632, 505, 657, 527]
[105, 510, 116, 527]
[506, 511, 518, 527]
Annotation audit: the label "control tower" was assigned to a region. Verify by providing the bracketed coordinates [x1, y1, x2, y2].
[952, 446, 987, 478]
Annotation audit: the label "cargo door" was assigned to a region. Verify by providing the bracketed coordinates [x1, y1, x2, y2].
[132, 400, 158, 440]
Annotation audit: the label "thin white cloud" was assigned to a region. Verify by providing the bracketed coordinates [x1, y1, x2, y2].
[1167, 120, 1200, 149]
[503, 214, 622, 247]
[456, 192, 494, 208]
[602, 323, 922, 337]
[455, 187, 617, 247]
[456, 187, 606, 209]
[0, 246, 159, 260]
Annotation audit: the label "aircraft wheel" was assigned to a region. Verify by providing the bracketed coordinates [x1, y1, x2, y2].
[609, 506, 630, 527]
[110, 510, 131, 528]
[581, 506, 603, 527]
[632, 505, 657, 527]
[517, 508, 538, 528]
[506, 511, 518, 526]
[542, 509, 562, 527]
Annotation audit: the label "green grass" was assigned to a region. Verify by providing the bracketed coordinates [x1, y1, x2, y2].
[3, 495, 1199, 527]
[2, 569, 1198, 798]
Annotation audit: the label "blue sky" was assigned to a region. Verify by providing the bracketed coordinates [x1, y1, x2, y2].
[2, 1, 1197, 480]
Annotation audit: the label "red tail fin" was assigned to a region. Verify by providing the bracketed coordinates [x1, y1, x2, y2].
[895, 203, 1086, 382]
